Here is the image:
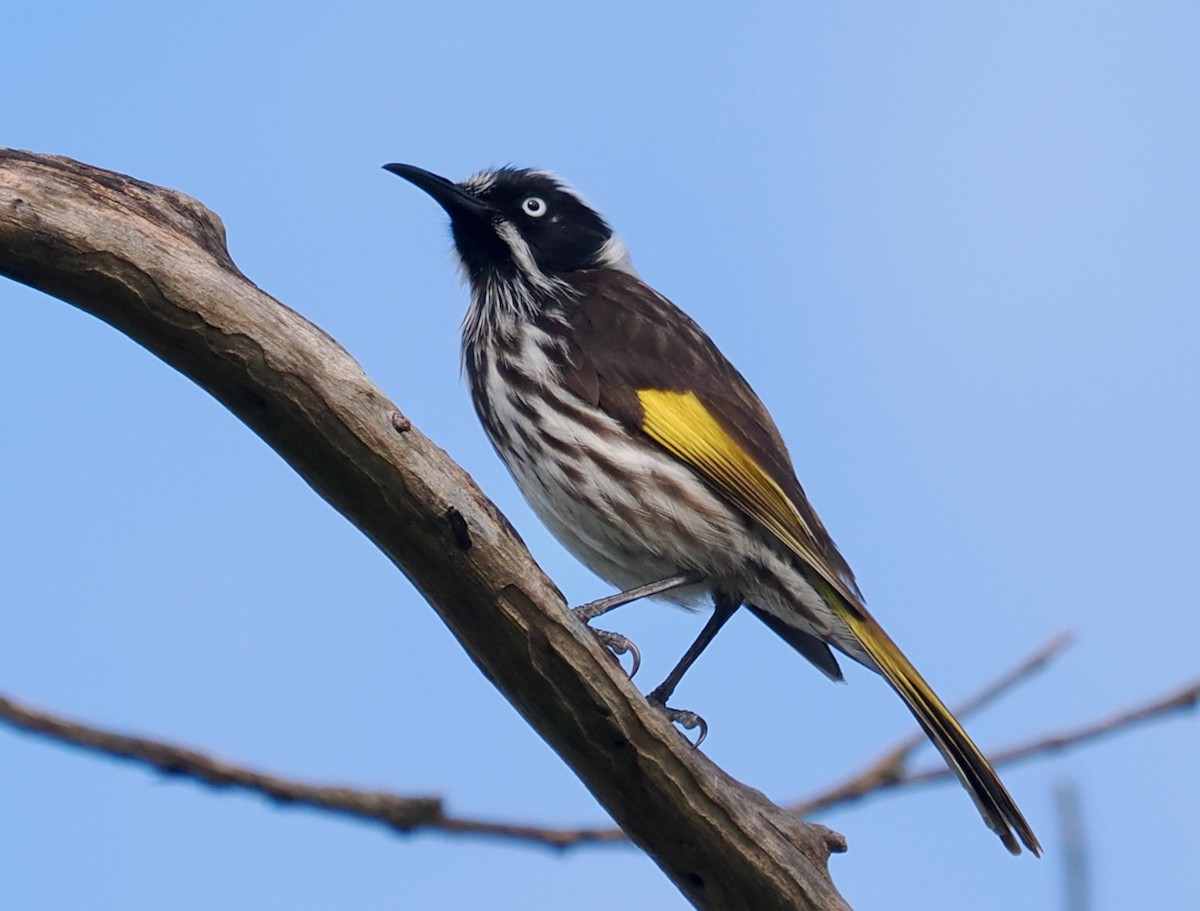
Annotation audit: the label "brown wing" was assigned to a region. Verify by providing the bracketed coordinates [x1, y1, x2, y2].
[548, 268, 864, 603]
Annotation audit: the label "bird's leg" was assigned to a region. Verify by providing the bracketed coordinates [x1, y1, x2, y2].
[572, 571, 704, 677]
[647, 591, 740, 747]
[572, 571, 705, 622]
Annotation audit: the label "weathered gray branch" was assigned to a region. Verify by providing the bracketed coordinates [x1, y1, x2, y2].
[0, 149, 850, 911]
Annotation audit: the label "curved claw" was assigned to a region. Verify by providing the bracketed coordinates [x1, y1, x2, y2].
[590, 628, 642, 679]
[670, 708, 709, 749]
[648, 699, 709, 749]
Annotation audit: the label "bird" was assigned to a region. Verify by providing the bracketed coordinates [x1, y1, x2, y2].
[384, 162, 1041, 856]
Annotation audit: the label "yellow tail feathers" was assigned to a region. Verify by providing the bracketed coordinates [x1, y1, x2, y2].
[840, 608, 1041, 855]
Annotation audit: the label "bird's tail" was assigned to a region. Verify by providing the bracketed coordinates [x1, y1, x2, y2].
[839, 607, 1041, 856]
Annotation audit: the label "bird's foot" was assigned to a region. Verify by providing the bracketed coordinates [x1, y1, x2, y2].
[569, 574, 706, 680]
[647, 692, 708, 748]
[584, 626, 642, 678]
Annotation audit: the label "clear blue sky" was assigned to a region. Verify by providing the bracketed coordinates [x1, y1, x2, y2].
[3, 3, 1197, 909]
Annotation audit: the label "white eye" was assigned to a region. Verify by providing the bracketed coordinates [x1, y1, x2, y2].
[521, 196, 547, 217]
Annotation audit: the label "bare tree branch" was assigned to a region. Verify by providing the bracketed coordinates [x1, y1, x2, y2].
[2, 637, 1195, 850]
[0, 149, 850, 911]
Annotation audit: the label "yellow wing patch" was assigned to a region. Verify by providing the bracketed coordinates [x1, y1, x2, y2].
[637, 388, 825, 574]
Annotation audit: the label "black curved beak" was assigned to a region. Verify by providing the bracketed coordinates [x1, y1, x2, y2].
[383, 163, 493, 221]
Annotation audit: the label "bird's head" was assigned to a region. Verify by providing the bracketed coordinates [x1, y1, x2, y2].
[384, 164, 635, 292]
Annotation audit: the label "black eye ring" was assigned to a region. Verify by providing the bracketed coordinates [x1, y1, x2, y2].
[522, 196, 547, 218]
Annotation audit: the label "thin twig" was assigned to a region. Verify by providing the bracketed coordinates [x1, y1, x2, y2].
[889, 678, 1200, 792]
[0, 692, 623, 848]
[1055, 781, 1092, 911]
[0, 694, 444, 830]
[791, 631, 1074, 816]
